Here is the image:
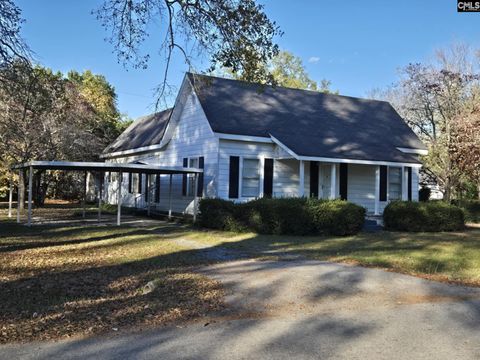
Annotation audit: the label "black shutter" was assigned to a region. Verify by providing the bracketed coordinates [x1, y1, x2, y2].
[128, 173, 132, 193]
[339, 163, 348, 200]
[182, 158, 188, 196]
[197, 156, 204, 197]
[228, 156, 240, 199]
[145, 175, 149, 202]
[407, 167, 412, 201]
[138, 173, 142, 193]
[309, 161, 319, 198]
[155, 174, 160, 203]
[263, 158, 274, 197]
[379, 166, 387, 202]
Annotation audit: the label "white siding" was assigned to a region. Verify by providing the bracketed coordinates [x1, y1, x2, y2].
[104, 85, 218, 214]
[217, 141, 312, 200]
[347, 164, 376, 213]
[273, 159, 309, 198]
[218, 139, 276, 200]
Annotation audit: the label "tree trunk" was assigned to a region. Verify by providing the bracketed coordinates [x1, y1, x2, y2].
[477, 182, 480, 200]
[444, 178, 451, 202]
[33, 170, 46, 206]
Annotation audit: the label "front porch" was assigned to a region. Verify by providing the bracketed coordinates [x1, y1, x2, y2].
[277, 159, 420, 215]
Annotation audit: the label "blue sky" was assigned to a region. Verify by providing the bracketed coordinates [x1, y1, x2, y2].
[17, 0, 480, 119]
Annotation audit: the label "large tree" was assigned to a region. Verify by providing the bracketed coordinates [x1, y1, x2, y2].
[380, 44, 480, 200]
[218, 50, 337, 93]
[95, 0, 282, 103]
[0, 0, 31, 68]
[0, 63, 126, 205]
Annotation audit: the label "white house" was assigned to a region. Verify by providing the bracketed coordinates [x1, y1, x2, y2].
[101, 73, 427, 216]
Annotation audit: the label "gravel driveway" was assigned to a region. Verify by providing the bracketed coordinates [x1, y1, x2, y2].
[2, 259, 480, 359]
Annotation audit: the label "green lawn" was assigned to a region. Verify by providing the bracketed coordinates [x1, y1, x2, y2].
[193, 226, 480, 286]
[1, 203, 480, 343]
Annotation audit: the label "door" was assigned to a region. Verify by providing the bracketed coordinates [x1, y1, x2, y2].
[319, 164, 331, 199]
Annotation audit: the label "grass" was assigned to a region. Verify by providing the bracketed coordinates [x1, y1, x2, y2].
[196, 226, 480, 286]
[2, 202, 480, 343]
[0, 204, 226, 344]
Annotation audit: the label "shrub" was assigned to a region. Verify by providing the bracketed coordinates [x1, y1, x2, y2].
[199, 197, 366, 236]
[452, 200, 480, 223]
[383, 201, 464, 232]
[198, 198, 237, 230]
[309, 199, 366, 236]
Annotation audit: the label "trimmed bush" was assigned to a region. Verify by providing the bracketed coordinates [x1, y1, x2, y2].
[452, 200, 480, 223]
[199, 197, 366, 236]
[198, 198, 239, 230]
[309, 199, 366, 236]
[383, 201, 465, 232]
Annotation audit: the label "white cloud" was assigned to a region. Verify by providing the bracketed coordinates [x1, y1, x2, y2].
[308, 56, 320, 64]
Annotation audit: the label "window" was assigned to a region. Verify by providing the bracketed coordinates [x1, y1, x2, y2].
[388, 167, 402, 200]
[187, 157, 199, 196]
[242, 158, 260, 197]
[131, 173, 139, 193]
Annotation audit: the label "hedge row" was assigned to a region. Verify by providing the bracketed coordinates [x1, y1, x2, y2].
[452, 200, 480, 223]
[199, 198, 366, 236]
[383, 201, 465, 232]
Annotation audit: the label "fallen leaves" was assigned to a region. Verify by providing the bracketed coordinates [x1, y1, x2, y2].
[0, 209, 226, 344]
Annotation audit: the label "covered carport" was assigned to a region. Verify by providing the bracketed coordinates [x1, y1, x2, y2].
[9, 161, 203, 227]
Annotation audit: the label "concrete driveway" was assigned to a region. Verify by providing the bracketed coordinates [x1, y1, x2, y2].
[2, 259, 480, 359]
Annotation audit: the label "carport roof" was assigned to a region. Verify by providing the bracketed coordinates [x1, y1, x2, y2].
[11, 161, 203, 174]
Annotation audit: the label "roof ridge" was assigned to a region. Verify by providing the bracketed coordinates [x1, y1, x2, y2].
[186, 72, 390, 105]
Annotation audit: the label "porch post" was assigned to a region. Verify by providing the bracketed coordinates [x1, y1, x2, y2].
[193, 173, 199, 222]
[17, 170, 21, 223]
[8, 174, 13, 218]
[98, 174, 102, 222]
[317, 164, 322, 199]
[82, 171, 87, 219]
[299, 160, 305, 197]
[117, 171, 122, 226]
[259, 157, 265, 197]
[147, 174, 152, 217]
[330, 163, 336, 199]
[168, 174, 173, 220]
[374, 166, 380, 215]
[27, 166, 33, 227]
[401, 166, 407, 200]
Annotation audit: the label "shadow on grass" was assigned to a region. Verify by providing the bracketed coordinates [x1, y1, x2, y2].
[1, 210, 480, 344]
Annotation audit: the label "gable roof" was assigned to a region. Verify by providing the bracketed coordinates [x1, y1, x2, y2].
[187, 73, 425, 164]
[103, 108, 172, 154]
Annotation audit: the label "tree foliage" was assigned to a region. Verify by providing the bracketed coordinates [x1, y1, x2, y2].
[67, 70, 128, 142]
[95, 0, 282, 102]
[0, 63, 126, 203]
[218, 50, 337, 93]
[0, 0, 31, 68]
[378, 44, 480, 200]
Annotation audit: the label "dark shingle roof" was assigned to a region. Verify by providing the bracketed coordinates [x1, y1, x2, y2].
[188, 73, 425, 164]
[103, 108, 172, 154]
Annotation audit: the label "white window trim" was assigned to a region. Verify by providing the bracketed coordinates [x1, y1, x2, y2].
[184, 156, 201, 197]
[239, 156, 262, 199]
[387, 166, 403, 201]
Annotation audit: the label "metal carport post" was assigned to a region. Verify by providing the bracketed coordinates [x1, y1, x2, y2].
[11, 161, 203, 227]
